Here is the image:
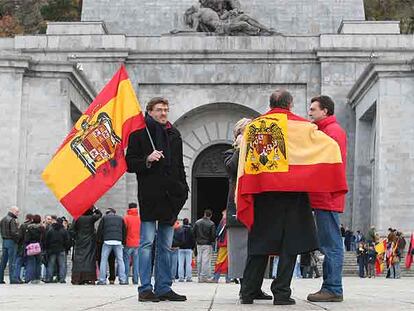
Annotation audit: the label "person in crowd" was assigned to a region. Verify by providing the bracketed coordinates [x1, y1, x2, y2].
[386, 240, 401, 279]
[44, 217, 71, 283]
[224, 119, 272, 300]
[239, 90, 325, 306]
[171, 221, 181, 281]
[24, 214, 44, 284]
[344, 228, 353, 252]
[177, 218, 195, 282]
[356, 242, 367, 278]
[367, 244, 377, 278]
[126, 97, 189, 302]
[309, 251, 321, 278]
[300, 252, 311, 278]
[14, 213, 33, 283]
[0, 206, 20, 284]
[193, 209, 216, 283]
[367, 226, 377, 244]
[124, 202, 141, 285]
[70, 207, 102, 285]
[97, 208, 127, 285]
[213, 210, 230, 283]
[307, 95, 347, 302]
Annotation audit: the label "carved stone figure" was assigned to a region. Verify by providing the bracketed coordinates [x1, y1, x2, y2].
[183, 4, 275, 36]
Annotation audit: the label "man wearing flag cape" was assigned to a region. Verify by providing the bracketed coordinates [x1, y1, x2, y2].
[236, 89, 347, 305]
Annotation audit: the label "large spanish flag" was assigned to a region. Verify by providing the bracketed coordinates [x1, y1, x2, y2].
[236, 108, 348, 230]
[42, 65, 145, 218]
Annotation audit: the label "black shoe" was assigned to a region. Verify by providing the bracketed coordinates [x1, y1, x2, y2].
[273, 298, 296, 305]
[138, 290, 160, 302]
[240, 297, 254, 304]
[157, 290, 187, 301]
[254, 291, 273, 300]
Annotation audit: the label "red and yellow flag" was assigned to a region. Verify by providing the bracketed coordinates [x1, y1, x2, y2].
[42, 65, 145, 218]
[375, 239, 387, 274]
[236, 108, 348, 230]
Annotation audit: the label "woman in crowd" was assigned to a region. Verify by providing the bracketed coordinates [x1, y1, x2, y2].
[70, 206, 102, 285]
[24, 214, 44, 283]
[224, 118, 272, 300]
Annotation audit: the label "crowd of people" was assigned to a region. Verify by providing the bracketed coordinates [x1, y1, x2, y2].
[354, 227, 408, 279]
[1, 92, 413, 306]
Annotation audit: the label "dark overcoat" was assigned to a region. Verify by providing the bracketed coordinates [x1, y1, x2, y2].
[248, 192, 319, 256]
[71, 210, 102, 274]
[126, 125, 188, 224]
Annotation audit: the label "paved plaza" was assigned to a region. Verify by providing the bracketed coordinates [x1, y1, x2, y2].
[1, 277, 413, 310]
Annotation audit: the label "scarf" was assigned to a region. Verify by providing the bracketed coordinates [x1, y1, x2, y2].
[145, 113, 172, 171]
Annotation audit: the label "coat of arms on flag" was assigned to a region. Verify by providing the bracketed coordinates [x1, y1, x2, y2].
[71, 112, 121, 175]
[245, 115, 288, 174]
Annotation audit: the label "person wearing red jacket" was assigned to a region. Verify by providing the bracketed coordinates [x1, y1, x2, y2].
[124, 203, 141, 285]
[307, 95, 347, 303]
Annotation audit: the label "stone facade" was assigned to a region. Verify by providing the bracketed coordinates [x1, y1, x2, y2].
[0, 0, 413, 235]
[81, 0, 365, 35]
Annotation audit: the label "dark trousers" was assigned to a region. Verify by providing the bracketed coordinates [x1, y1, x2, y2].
[241, 252, 297, 300]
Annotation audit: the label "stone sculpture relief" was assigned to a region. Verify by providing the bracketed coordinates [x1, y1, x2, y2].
[180, 0, 276, 36]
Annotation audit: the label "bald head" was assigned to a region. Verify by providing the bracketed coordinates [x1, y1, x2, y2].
[9, 206, 19, 217]
[269, 89, 293, 110]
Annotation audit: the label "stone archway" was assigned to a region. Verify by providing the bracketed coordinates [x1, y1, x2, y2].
[173, 102, 259, 222]
[191, 143, 231, 226]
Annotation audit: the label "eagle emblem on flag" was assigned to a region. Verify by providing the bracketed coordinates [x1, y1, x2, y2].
[71, 112, 121, 175]
[245, 116, 288, 173]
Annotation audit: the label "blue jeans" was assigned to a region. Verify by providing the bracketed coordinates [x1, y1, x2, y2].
[26, 255, 41, 282]
[138, 221, 173, 296]
[171, 248, 178, 280]
[314, 210, 344, 296]
[14, 255, 25, 281]
[0, 239, 18, 283]
[178, 249, 193, 281]
[272, 256, 279, 278]
[124, 246, 139, 284]
[99, 243, 126, 283]
[47, 251, 67, 282]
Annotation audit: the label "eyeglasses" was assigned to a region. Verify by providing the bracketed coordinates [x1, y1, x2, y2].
[154, 108, 169, 113]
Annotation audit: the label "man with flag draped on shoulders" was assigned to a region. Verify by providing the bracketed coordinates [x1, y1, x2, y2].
[236, 89, 347, 305]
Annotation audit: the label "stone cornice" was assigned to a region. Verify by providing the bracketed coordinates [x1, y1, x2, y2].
[26, 61, 96, 103]
[347, 60, 414, 109]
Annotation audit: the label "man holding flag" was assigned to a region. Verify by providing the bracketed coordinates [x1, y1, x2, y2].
[126, 97, 189, 302]
[237, 89, 347, 305]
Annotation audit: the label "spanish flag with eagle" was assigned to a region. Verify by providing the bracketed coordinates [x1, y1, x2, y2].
[42, 65, 145, 219]
[236, 108, 348, 230]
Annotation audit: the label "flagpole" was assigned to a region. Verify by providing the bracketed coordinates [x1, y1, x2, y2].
[145, 127, 156, 151]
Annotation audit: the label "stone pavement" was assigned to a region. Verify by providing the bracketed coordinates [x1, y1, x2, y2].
[1, 277, 413, 311]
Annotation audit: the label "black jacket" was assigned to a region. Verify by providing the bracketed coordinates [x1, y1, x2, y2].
[24, 223, 44, 245]
[126, 123, 188, 224]
[175, 224, 195, 249]
[193, 217, 216, 245]
[97, 213, 126, 244]
[0, 212, 19, 242]
[223, 148, 245, 228]
[44, 223, 71, 254]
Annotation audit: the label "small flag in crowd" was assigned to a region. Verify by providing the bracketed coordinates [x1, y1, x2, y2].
[42, 65, 145, 218]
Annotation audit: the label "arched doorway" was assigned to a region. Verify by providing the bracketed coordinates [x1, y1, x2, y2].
[192, 143, 232, 226]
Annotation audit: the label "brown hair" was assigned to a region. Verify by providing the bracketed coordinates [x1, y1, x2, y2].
[269, 89, 293, 109]
[311, 95, 335, 116]
[146, 97, 169, 112]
